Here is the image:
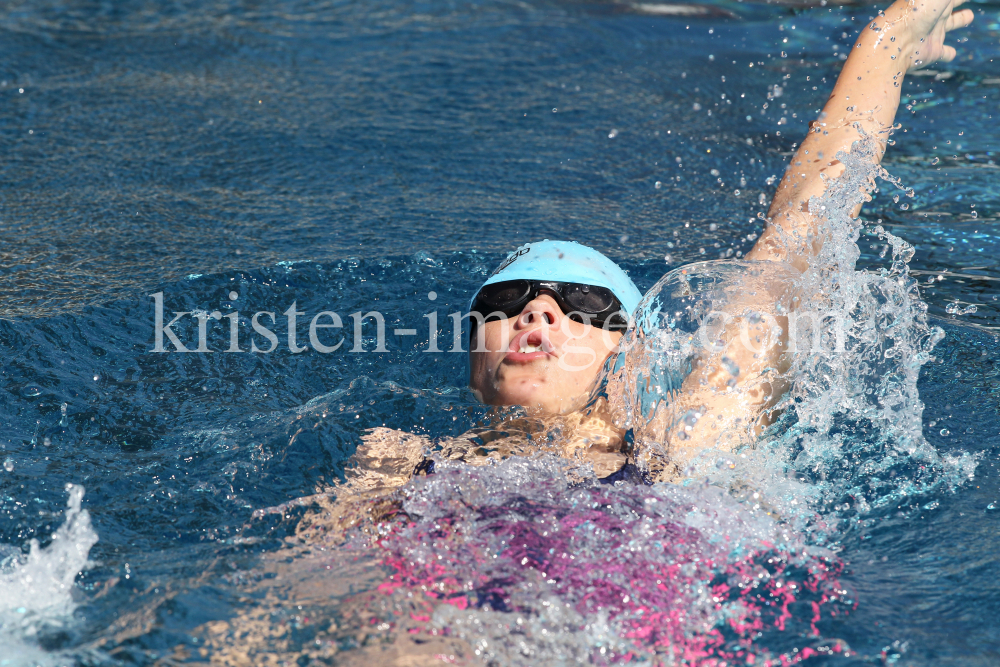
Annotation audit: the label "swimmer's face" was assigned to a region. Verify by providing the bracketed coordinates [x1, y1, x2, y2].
[468, 293, 623, 414]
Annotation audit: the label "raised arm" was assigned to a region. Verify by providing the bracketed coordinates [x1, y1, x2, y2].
[644, 0, 974, 473]
[747, 0, 974, 270]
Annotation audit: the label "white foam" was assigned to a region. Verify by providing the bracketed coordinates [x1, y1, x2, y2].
[0, 484, 99, 667]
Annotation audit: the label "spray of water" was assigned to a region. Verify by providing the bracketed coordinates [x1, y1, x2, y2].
[0, 484, 99, 666]
[607, 130, 977, 531]
[338, 456, 849, 665]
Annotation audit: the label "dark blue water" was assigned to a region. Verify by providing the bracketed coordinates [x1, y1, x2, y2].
[1, 0, 999, 664]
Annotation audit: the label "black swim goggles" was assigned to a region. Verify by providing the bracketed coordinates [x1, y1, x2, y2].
[470, 280, 629, 331]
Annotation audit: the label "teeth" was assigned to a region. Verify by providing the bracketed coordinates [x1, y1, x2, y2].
[519, 342, 542, 353]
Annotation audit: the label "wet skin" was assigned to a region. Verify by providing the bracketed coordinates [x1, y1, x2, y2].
[468, 292, 623, 414]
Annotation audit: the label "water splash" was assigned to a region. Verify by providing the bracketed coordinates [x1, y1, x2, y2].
[0, 485, 99, 666]
[339, 457, 849, 665]
[768, 132, 978, 518]
[608, 131, 978, 528]
[607, 259, 801, 476]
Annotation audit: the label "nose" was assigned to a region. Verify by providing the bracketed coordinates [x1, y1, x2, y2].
[515, 294, 561, 330]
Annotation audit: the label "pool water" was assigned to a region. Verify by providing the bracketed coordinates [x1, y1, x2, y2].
[1, 0, 999, 664]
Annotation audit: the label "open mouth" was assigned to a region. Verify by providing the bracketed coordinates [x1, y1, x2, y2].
[506, 328, 554, 361]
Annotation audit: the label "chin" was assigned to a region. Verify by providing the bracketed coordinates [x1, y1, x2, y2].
[496, 381, 586, 414]
[472, 362, 591, 413]
[493, 378, 549, 408]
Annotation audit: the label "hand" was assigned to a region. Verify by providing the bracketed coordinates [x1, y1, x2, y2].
[886, 0, 975, 70]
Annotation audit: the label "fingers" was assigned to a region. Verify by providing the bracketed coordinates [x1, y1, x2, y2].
[941, 44, 957, 62]
[945, 7, 975, 31]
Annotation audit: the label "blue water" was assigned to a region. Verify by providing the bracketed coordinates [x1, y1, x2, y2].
[1, 0, 999, 664]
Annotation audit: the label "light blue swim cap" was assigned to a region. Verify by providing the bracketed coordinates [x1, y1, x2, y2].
[473, 240, 643, 317]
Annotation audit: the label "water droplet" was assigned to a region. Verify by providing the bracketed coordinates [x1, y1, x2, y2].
[663, 253, 674, 264]
[939, 428, 950, 436]
[3, 459, 13, 472]
[946, 301, 977, 316]
[229, 291, 239, 300]
[708, 223, 718, 232]
[21, 385, 41, 398]
[654, 181, 662, 189]
[988, 503, 997, 510]
[608, 129, 618, 139]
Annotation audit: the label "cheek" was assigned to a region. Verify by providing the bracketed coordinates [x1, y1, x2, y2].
[589, 329, 622, 354]
[557, 328, 619, 368]
[471, 322, 512, 354]
[468, 341, 506, 396]
[467, 353, 494, 401]
[468, 351, 493, 387]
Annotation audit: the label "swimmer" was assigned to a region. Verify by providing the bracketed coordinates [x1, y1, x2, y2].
[349, 0, 975, 488]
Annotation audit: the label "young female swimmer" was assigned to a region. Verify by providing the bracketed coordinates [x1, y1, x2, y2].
[349, 0, 975, 489]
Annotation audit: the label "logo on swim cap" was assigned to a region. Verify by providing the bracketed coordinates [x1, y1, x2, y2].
[491, 246, 530, 277]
